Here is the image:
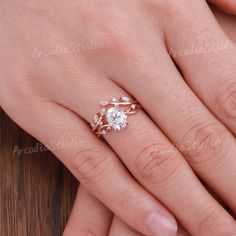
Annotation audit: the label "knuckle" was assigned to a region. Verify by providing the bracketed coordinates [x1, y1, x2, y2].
[195, 207, 220, 235]
[143, 1, 169, 29]
[198, 212, 218, 231]
[215, 79, 236, 120]
[116, 188, 144, 211]
[197, 213, 217, 233]
[135, 143, 181, 185]
[3, 71, 42, 107]
[8, 71, 34, 94]
[76, 3, 130, 54]
[148, 0, 191, 22]
[180, 121, 228, 164]
[148, 0, 178, 12]
[72, 146, 109, 183]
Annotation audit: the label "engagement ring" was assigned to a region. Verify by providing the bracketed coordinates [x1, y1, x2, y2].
[91, 97, 140, 137]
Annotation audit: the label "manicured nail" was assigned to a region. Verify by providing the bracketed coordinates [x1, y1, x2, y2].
[145, 211, 177, 236]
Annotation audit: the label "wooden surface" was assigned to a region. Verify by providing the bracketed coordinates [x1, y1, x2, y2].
[0, 108, 78, 236]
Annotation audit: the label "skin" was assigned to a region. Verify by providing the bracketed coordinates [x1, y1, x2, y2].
[68, 5, 236, 236]
[208, 0, 236, 14]
[0, 1, 236, 236]
[65, 5, 236, 236]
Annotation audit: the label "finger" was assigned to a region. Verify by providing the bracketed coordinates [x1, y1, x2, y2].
[109, 217, 143, 236]
[0, 96, 177, 236]
[100, 0, 236, 218]
[212, 4, 236, 42]
[53, 71, 236, 235]
[114, 43, 236, 229]
[160, 0, 236, 211]
[208, 0, 236, 14]
[63, 185, 112, 236]
[163, 0, 236, 135]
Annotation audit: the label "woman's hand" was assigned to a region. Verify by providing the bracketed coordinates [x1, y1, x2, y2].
[65, 5, 236, 236]
[1, 1, 236, 235]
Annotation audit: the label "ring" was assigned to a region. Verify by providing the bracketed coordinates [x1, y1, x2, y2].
[91, 97, 140, 137]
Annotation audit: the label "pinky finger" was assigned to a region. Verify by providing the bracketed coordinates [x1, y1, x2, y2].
[208, 0, 236, 14]
[63, 185, 112, 236]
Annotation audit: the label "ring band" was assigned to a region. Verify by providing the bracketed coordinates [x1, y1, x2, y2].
[91, 97, 140, 137]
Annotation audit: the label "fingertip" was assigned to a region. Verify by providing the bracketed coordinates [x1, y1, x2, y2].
[145, 210, 178, 236]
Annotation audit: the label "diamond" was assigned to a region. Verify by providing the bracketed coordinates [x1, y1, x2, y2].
[121, 97, 130, 102]
[112, 98, 116, 102]
[106, 107, 127, 131]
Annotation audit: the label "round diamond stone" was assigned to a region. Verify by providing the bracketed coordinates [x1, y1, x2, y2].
[106, 107, 127, 131]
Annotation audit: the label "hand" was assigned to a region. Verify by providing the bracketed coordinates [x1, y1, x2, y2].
[1, 1, 236, 236]
[64, 5, 236, 236]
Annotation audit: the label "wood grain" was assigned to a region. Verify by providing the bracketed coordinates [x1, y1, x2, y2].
[0, 108, 78, 236]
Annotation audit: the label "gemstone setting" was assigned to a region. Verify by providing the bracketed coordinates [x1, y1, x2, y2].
[106, 107, 127, 131]
[91, 97, 139, 137]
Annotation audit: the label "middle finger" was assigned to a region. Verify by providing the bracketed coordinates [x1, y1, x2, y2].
[102, 7, 236, 216]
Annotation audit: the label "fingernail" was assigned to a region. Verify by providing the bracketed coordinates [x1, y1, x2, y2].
[145, 211, 177, 236]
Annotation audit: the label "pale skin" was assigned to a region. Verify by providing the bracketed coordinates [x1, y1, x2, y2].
[66, 5, 236, 235]
[0, 1, 236, 236]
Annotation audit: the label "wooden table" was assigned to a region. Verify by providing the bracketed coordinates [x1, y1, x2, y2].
[0, 108, 78, 236]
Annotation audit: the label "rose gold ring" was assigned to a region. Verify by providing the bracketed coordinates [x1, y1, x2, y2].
[91, 97, 140, 137]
